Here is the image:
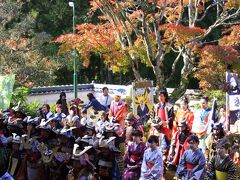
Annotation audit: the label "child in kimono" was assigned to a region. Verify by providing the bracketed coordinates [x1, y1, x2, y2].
[140, 135, 163, 180]
[205, 138, 237, 180]
[176, 134, 206, 180]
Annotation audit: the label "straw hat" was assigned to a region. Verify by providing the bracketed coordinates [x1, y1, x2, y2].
[12, 133, 21, 144]
[72, 144, 92, 159]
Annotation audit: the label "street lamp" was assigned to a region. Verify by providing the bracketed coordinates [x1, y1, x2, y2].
[69, 1, 78, 98]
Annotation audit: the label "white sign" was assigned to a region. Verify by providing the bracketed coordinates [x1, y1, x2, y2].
[229, 94, 240, 111]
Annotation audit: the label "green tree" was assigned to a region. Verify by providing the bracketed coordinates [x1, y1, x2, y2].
[0, 0, 60, 86]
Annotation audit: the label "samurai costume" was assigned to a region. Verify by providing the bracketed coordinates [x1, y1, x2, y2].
[167, 127, 191, 167]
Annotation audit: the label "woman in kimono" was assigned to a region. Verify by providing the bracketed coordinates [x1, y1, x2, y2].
[176, 134, 206, 180]
[123, 130, 146, 180]
[205, 138, 237, 180]
[140, 135, 164, 180]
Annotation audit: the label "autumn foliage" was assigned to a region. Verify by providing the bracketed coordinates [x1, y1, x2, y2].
[54, 0, 240, 99]
[196, 25, 240, 91]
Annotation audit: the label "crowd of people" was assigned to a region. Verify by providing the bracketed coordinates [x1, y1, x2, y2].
[0, 87, 239, 180]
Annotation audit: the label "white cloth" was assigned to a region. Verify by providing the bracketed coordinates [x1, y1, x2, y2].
[140, 147, 163, 180]
[45, 111, 53, 119]
[97, 94, 112, 107]
[96, 120, 110, 134]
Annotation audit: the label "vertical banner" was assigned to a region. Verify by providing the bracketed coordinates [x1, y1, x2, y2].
[132, 80, 154, 117]
[0, 74, 15, 110]
[226, 72, 240, 125]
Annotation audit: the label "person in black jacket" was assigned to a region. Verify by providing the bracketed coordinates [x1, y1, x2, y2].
[56, 92, 69, 116]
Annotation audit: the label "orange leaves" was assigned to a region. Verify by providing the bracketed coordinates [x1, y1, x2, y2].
[196, 45, 240, 90]
[161, 24, 206, 46]
[201, 45, 239, 64]
[220, 25, 240, 47]
[53, 22, 130, 70]
[129, 10, 142, 21]
[225, 0, 240, 9]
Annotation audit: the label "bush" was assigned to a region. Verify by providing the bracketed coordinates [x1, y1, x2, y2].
[23, 101, 41, 117]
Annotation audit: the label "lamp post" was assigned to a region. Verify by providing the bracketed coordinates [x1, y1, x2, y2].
[69, 1, 78, 98]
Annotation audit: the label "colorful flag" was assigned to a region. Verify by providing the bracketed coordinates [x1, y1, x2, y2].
[0, 74, 15, 110]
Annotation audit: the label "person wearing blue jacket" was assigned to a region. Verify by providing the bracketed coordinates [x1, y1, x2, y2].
[82, 93, 106, 114]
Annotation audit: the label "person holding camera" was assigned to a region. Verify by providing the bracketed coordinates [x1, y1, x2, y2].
[40, 104, 53, 121]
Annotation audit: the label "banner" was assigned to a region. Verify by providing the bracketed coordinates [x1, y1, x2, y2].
[0, 74, 15, 110]
[229, 95, 240, 111]
[132, 80, 154, 117]
[226, 72, 240, 125]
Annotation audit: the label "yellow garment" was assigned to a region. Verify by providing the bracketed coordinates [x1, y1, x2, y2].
[215, 170, 228, 180]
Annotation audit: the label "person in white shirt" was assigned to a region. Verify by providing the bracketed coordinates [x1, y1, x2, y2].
[98, 87, 112, 110]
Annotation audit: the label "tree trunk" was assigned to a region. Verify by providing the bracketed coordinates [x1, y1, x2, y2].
[152, 65, 167, 101]
[107, 70, 113, 84]
[130, 58, 141, 80]
[170, 50, 194, 103]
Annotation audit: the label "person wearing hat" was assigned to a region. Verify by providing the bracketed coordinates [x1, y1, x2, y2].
[140, 135, 163, 180]
[123, 130, 146, 180]
[0, 122, 13, 179]
[205, 138, 237, 180]
[167, 118, 192, 170]
[97, 136, 115, 179]
[173, 96, 194, 133]
[69, 145, 96, 180]
[205, 122, 225, 161]
[26, 117, 40, 139]
[11, 107, 27, 121]
[109, 89, 127, 129]
[176, 134, 206, 180]
[5, 134, 22, 179]
[125, 112, 143, 142]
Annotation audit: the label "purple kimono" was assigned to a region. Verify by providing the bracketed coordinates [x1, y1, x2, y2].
[176, 148, 206, 180]
[122, 142, 146, 180]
